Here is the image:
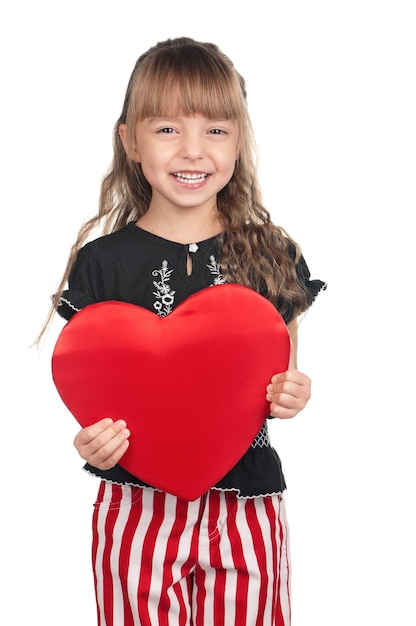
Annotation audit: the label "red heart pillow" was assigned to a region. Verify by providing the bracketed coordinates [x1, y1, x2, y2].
[52, 284, 290, 500]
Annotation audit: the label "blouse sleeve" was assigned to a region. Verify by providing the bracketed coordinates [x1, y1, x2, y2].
[296, 253, 327, 308]
[278, 241, 326, 323]
[55, 243, 100, 321]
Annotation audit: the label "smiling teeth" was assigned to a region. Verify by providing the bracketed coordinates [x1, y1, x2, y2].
[174, 172, 208, 182]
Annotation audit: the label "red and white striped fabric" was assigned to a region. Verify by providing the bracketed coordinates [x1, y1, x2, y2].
[92, 482, 291, 626]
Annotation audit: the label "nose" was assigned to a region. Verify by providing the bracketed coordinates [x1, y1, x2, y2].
[180, 130, 204, 160]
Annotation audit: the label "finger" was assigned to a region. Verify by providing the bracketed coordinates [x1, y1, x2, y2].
[80, 423, 130, 458]
[271, 391, 306, 410]
[269, 402, 299, 419]
[266, 384, 307, 405]
[270, 370, 311, 386]
[73, 418, 115, 447]
[269, 392, 308, 417]
[270, 370, 298, 385]
[74, 418, 126, 448]
[77, 425, 130, 467]
[87, 435, 130, 470]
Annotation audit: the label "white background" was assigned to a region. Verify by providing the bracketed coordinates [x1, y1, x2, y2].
[1, 1, 415, 624]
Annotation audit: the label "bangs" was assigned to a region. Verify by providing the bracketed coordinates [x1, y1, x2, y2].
[126, 43, 246, 125]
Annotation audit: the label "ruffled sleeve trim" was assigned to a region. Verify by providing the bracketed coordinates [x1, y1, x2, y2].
[295, 251, 327, 307]
[56, 289, 96, 321]
[305, 277, 327, 306]
[54, 241, 101, 321]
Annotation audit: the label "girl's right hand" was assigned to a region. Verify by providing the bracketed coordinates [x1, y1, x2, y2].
[73, 418, 130, 470]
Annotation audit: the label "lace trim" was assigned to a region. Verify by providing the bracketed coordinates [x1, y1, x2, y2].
[251, 422, 271, 448]
[83, 467, 283, 500]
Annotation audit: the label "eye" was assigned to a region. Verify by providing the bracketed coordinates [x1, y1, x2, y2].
[209, 128, 226, 135]
[158, 127, 176, 134]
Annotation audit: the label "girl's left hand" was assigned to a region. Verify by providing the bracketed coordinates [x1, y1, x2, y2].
[266, 369, 311, 419]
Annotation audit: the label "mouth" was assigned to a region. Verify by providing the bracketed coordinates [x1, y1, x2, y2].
[172, 171, 209, 185]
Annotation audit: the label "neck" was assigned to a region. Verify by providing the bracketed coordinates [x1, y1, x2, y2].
[137, 204, 223, 244]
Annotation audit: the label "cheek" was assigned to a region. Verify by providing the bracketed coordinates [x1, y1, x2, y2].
[139, 154, 161, 184]
[227, 141, 240, 166]
[223, 148, 238, 177]
[216, 142, 237, 165]
[138, 163, 156, 189]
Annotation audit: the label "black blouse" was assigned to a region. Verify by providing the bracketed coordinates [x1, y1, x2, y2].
[57, 222, 326, 498]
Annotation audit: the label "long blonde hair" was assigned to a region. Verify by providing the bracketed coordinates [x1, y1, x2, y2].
[39, 37, 309, 342]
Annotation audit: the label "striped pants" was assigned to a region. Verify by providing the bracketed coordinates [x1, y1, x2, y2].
[92, 482, 291, 626]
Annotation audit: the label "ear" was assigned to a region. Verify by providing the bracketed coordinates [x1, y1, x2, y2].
[119, 124, 141, 162]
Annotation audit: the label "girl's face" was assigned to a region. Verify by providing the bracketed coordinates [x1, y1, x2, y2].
[121, 114, 239, 215]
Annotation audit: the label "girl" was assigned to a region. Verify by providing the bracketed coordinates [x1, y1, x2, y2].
[44, 37, 325, 626]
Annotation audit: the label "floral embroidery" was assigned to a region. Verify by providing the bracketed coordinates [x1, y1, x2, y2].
[151, 255, 225, 316]
[152, 260, 176, 316]
[207, 255, 226, 285]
